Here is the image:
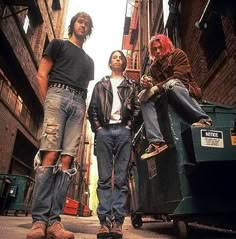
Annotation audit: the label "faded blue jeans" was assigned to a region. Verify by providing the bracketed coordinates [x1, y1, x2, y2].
[141, 79, 211, 143]
[95, 123, 132, 225]
[32, 86, 86, 225]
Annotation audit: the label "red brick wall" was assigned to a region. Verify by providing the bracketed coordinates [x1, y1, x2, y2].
[179, 0, 236, 106]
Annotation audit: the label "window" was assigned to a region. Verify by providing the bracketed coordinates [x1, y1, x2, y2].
[8, 90, 17, 111]
[22, 2, 43, 42]
[52, 0, 61, 10]
[1, 79, 11, 104]
[28, 2, 43, 25]
[132, 52, 139, 69]
[216, 0, 236, 35]
[199, 13, 226, 68]
[15, 96, 23, 116]
[124, 17, 131, 35]
[23, 15, 33, 43]
[23, 14, 29, 32]
[0, 71, 39, 137]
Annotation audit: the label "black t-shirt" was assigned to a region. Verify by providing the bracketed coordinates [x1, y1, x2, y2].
[43, 39, 94, 90]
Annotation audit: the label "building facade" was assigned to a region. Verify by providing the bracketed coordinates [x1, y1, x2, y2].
[0, 0, 69, 176]
[122, 0, 236, 106]
[0, 0, 94, 211]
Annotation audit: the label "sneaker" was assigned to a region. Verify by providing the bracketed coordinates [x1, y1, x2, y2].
[141, 142, 168, 160]
[192, 119, 212, 127]
[97, 224, 110, 238]
[26, 221, 47, 239]
[110, 222, 123, 239]
[46, 221, 74, 239]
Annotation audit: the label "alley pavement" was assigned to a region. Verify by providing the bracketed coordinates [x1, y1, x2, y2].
[1, 213, 236, 239]
[0, 213, 176, 239]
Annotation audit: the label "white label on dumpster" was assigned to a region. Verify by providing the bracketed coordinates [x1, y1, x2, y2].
[147, 158, 157, 179]
[201, 129, 224, 148]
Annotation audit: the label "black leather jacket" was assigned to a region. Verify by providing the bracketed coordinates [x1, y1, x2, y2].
[88, 76, 141, 132]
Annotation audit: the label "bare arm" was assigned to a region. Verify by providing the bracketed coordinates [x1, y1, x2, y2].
[36, 56, 53, 103]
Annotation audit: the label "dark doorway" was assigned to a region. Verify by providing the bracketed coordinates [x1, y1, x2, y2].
[9, 130, 38, 177]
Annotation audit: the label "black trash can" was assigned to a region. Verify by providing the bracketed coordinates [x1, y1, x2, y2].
[0, 175, 12, 215]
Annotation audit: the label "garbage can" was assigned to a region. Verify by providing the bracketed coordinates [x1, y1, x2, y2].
[130, 100, 236, 238]
[0, 175, 12, 215]
[0, 174, 35, 216]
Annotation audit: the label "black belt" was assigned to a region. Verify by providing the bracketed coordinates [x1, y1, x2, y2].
[48, 83, 87, 99]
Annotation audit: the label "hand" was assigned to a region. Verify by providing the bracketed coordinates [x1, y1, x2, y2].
[138, 86, 159, 103]
[140, 75, 153, 88]
[125, 125, 131, 130]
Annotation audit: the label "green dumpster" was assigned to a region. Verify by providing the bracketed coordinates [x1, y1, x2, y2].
[130, 100, 236, 238]
[0, 174, 35, 216]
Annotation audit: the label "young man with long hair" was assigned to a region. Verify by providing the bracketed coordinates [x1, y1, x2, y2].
[26, 12, 94, 239]
[88, 50, 141, 239]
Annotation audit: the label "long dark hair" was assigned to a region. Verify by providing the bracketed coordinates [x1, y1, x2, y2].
[108, 50, 127, 72]
[68, 12, 93, 41]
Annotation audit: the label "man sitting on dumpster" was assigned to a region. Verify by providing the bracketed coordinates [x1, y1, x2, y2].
[138, 34, 212, 160]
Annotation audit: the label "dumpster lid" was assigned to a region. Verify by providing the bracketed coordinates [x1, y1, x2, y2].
[201, 101, 236, 113]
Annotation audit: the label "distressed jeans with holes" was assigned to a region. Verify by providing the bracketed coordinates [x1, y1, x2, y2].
[141, 79, 210, 143]
[32, 86, 86, 225]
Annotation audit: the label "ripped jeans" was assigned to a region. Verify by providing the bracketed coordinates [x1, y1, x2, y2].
[31, 86, 86, 225]
[141, 79, 211, 144]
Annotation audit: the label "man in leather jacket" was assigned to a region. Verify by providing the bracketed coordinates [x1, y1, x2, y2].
[88, 76, 140, 132]
[88, 50, 140, 239]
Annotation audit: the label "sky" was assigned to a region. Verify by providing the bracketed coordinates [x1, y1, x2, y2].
[163, 0, 169, 26]
[65, 1, 127, 209]
[66, 0, 127, 94]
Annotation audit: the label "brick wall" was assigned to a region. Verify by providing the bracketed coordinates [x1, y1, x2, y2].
[0, 101, 39, 173]
[1, 10, 40, 98]
[0, 1, 69, 175]
[180, 0, 236, 106]
[0, 102, 16, 173]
